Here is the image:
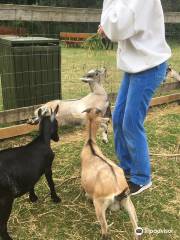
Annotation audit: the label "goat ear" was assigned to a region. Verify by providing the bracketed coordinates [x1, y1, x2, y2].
[82, 108, 92, 114]
[50, 108, 55, 122]
[38, 108, 42, 118]
[54, 105, 59, 115]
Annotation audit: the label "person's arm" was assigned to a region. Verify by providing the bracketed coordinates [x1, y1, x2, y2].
[100, 0, 136, 41]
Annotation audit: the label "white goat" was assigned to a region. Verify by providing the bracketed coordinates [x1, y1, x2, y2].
[167, 66, 180, 81]
[34, 68, 111, 143]
[81, 108, 140, 240]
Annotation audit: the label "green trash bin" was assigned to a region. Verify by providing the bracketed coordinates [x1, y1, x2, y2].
[0, 36, 61, 110]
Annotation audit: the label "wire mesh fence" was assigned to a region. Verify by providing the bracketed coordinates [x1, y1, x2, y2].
[0, 4, 179, 113]
[0, 48, 118, 111]
[0, 36, 180, 112]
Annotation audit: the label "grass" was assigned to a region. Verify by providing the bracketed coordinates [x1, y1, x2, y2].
[0, 38, 179, 239]
[0, 103, 179, 240]
[61, 46, 120, 100]
[168, 39, 180, 70]
[61, 38, 180, 100]
[0, 39, 179, 111]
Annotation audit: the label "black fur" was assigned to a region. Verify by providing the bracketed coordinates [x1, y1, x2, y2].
[115, 188, 130, 202]
[0, 109, 60, 240]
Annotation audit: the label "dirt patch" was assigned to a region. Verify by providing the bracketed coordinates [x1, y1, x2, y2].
[147, 103, 180, 121]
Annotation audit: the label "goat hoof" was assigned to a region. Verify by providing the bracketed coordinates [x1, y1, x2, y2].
[102, 139, 108, 144]
[29, 195, 38, 203]
[101, 234, 111, 240]
[52, 196, 61, 203]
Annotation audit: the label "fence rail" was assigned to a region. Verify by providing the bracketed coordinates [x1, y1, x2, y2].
[0, 105, 39, 125]
[0, 91, 180, 140]
[0, 4, 101, 23]
[1, 81, 180, 125]
[0, 4, 180, 23]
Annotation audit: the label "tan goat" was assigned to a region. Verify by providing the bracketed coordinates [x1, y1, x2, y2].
[81, 108, 141, 240]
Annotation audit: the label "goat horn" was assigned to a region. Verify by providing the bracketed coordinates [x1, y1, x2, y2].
[54, 105, 59, 115]
[50, 108, 55, 122]
[50, 105, 59, 122]
[37, 108, 42, 118]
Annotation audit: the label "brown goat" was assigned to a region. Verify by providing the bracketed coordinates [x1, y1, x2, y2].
[81, 108, 140, 240]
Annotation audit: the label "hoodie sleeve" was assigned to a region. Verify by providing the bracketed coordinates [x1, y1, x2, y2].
[100, 0, 136, 41]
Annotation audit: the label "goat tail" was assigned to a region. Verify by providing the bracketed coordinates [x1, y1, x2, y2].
[115, 187, 130, 202]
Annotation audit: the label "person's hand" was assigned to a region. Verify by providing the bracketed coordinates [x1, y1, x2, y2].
[97, 25, 106, 37]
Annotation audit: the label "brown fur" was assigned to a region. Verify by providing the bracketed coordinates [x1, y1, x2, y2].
[81, 108, 140, 239]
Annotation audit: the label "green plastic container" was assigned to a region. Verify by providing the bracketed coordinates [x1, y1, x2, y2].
[0, 36, 61, 110]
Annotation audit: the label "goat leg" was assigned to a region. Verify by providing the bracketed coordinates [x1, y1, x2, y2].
[0, 197, 13, 240]
[120, 197, 139, 240]
[93, 199, 110, 239]
[29, 188, 38, 202]
[45, 168, 61, 203]
[102, 235, 111, 240]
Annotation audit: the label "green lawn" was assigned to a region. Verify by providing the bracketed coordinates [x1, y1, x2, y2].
[61, 46, 121, 100]
[0, 104, 179, 240]
[61, 39, 180, 100]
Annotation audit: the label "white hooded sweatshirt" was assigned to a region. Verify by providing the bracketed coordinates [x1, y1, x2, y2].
[100, 0, 171, 73]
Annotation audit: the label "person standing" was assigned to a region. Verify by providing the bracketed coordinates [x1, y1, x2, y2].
[98, 0, 171, 195]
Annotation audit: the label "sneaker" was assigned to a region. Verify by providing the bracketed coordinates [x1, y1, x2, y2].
[128, 181, 152, 195]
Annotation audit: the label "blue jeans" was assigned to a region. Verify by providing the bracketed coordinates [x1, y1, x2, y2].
[113, 62, 167, 185]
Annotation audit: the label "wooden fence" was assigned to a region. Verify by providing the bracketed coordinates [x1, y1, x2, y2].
[0, 4, 180, 23]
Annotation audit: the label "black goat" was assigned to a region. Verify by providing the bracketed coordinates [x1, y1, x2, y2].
[0, 105, 61, 240]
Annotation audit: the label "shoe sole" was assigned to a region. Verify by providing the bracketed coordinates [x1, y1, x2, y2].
[131, 181, 152, 196]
